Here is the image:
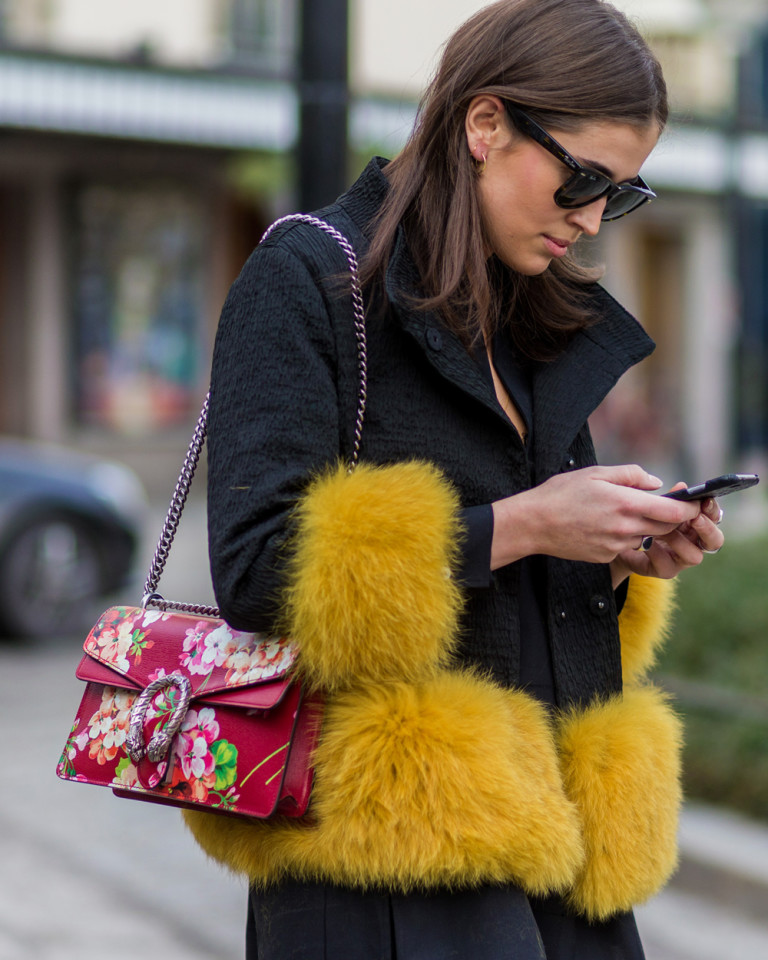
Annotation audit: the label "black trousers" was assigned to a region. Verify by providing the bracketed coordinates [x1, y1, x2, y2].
[245, 881, 646, 960]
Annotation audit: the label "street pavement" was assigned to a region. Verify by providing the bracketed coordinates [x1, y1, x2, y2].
[2, 497, 767, 959]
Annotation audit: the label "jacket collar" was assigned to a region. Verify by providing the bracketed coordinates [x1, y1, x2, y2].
[336, 156, 392, 239]
[387, 228, 655, 474]
[338, 160, 508, 420]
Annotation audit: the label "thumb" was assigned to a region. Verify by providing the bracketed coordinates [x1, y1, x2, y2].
[600, 463, 663, 492]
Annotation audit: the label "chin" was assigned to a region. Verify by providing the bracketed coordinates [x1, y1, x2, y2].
[499, 255, 553, 277]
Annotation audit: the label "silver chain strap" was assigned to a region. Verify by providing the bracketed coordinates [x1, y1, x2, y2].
[141, 215, 369, 616]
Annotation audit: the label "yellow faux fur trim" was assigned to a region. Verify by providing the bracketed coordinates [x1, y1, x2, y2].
[184, 670, 584, 894]
[557, 685, 683, 921]
[281, 461, 464, 693]
[618, 575, 677, 683]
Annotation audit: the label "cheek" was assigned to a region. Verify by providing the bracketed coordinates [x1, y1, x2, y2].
[512, 156, 561, 215]
[479, 157, 560, 237]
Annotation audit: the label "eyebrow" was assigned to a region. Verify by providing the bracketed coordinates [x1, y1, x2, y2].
[576, 156, 616, 180]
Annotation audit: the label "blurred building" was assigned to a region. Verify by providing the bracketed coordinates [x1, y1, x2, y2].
[0, 0, 302, 488]
[0, 0, 766, 502]
[592, 0, 768, 496]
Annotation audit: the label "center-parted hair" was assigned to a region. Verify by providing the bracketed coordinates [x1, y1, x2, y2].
[361, 0, 668, 359]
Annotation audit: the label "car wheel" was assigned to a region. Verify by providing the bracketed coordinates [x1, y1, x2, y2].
[0, 513, 104, 639]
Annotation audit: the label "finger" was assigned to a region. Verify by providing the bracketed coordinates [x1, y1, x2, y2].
[645, 543, 688, 579]
[666, 481, 688, 493]
[675, 514, 718, 548]
[655, 528, 705, 567]
[641, 494, 700, 527]
[598, 463, 663, 492]
[616, 545, 654, 578]
[701, 497, 723, 525]
[623, 536, 684, 580]
[634, 501, 700, 538]
[651, 480, 703, 524]
[691, 513, 725, 554]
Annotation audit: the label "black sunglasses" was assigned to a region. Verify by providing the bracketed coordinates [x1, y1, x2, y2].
[503, 103, 656, 222]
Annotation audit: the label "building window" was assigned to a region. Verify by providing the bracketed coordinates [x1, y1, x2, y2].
[226, 0, 296, 71]
[72, 183, 206, 435]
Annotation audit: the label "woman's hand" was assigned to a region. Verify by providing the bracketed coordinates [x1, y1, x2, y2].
[490, 465, 706, 574]
[609, 487, 724, 587]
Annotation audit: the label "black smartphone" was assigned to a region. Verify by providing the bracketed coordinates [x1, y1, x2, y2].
[662, 473, 760, 501]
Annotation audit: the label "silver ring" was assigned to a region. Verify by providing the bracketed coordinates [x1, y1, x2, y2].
[702, 546, 722, 555]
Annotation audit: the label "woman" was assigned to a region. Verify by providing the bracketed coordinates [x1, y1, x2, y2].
[186, 1, 724, 957]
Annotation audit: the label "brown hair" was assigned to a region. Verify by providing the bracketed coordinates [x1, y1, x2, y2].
[361, 0, 668, 359]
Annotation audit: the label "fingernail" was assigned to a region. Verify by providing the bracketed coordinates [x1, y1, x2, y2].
[648, 474, 662, 486]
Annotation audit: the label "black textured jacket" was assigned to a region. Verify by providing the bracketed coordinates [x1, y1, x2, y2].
[207, 158, 655, 708]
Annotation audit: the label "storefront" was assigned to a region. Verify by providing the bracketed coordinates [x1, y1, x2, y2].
[0, 49, 293, 489]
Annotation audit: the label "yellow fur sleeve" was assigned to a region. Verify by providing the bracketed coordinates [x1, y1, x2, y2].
[557, 685, 683, 920]
[618, 575, 677, 684]
[281, 461, 464, 692]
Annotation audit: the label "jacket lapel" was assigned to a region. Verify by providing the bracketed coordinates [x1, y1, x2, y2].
[385, 229, 510, 424]
[532, 288, 655, 481]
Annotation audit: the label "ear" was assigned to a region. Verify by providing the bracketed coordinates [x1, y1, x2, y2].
[465, 95, 511, 157]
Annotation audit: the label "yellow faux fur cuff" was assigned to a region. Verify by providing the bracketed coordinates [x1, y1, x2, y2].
[618, 575, 677, 683]
[557, 684, 683, 920]
[184, 669, 584, 895]
[281, 461, 464, 692]
[183, 678, 684, 915]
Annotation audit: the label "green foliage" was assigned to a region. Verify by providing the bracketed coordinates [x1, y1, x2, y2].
[659, 534, 768, 696]
[657, 534, 768, 820]
[226, 152, 294, 201]
[678, 708, 768, 821]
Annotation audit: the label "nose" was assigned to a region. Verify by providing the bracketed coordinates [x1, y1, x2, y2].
[566, 198, 607, 236]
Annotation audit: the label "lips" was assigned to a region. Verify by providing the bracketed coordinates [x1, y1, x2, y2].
[543, 235, 574, 258]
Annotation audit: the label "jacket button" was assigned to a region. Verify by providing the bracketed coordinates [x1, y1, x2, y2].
[426, 327, 443, 351]
[590, 595, 609, 616]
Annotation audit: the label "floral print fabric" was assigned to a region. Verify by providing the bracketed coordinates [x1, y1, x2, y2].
[83, 606, 297, 691]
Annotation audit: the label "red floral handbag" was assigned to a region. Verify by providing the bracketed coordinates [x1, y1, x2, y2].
[56, 215, 368, 819]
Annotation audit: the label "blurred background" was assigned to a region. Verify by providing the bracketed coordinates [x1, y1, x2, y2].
[0, 0, 767, 494]
[1, 2, 768, 958]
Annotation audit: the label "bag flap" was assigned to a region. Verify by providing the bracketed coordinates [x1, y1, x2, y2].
[75, 650, 292, 710]
[76, 654, 140, 687]
[80, 606, 298, 702]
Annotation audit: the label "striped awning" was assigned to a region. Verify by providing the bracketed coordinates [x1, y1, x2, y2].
[0, 50, 296, 150]
[0, 49, 766, 198]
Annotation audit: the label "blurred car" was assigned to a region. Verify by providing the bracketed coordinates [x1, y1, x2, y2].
[0, 437, 148, 639]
